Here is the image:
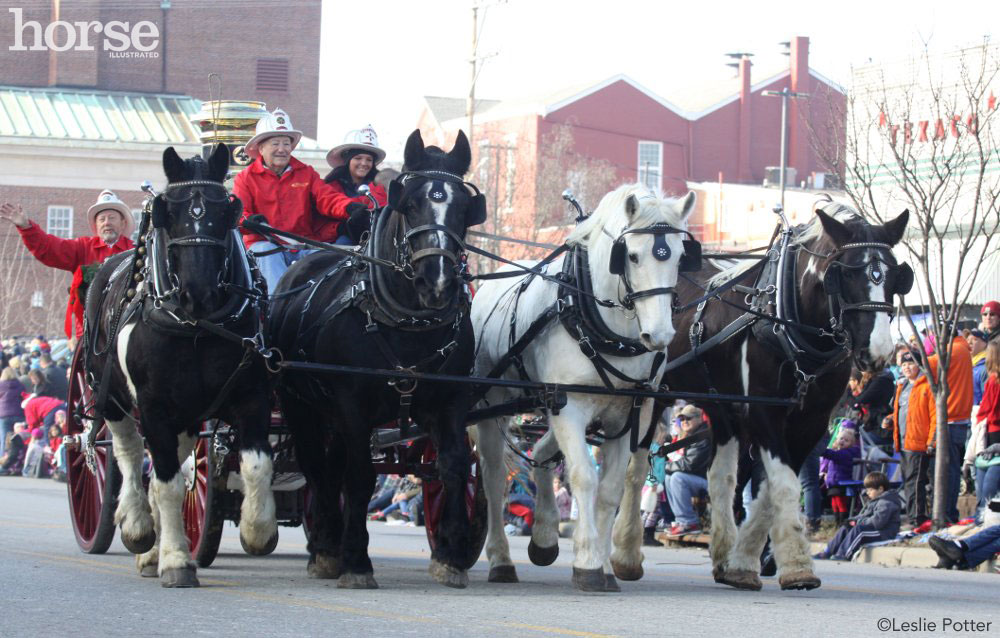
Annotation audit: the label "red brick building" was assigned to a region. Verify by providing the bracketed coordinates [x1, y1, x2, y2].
[0, 0, 324, 338]
[417, 36, 845, 255]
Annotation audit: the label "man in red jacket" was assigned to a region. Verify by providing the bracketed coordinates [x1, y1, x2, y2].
[0, 190, 135, 340]
[233, 108, 345, 292]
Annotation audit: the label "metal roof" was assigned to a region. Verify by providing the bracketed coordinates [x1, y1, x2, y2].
[0, 85, 203, 143]
[0, 85, 323, 150]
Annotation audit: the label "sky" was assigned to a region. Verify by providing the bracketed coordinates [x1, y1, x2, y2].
[317, 0, 998, 161]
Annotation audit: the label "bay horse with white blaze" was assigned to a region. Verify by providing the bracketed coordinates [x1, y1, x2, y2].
[83, 144, 276, 587]
[268, 130, 485, 589]
[471, 185, 696, 592]
[610, 200, 911, 591]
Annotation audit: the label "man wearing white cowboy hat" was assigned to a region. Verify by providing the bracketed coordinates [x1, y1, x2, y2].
[314, 125, 390, 245]
[0, 191, 135, 339]
[234, 107, 345, 292]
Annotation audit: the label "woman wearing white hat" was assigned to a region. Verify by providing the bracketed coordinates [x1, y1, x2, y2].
[314, 125, 388, 245]
[233, 108, 346, 292]
[0, 191, 135, 338]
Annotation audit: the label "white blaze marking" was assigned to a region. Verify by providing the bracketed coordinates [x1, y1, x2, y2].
[428, 182, 454, 291]
[867, 250, 893, 360]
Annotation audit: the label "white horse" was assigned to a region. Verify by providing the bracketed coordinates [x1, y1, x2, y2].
[471, 184, 695, 592]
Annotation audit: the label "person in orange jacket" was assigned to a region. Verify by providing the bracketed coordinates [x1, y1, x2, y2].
[316, 125, 389, 245]
[926, 332, 974, 523]
[233, 108, 345, 292]
[0, 191, 135, 339]
[883, 348, 936, 530]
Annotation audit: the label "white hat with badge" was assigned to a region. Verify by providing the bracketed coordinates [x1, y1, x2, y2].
[245, 108, 303, 160]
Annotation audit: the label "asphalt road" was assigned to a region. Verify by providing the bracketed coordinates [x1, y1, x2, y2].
[1, 476, 997, 638]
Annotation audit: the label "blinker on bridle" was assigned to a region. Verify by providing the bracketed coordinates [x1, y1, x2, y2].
[604, 222, 702, 309]
[820, 241, 915, 324]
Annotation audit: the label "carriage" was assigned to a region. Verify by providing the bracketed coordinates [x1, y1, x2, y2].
[62, 99, 914, 593]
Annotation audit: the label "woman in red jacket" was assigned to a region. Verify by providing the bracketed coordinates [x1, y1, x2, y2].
[316, 125, 389, 245]
[234, 108, 346, 293]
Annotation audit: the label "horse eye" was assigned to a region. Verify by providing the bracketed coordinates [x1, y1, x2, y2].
[629, 253, 639, 264]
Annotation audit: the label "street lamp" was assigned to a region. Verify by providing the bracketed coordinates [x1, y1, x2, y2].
[762, 88, 808, 211]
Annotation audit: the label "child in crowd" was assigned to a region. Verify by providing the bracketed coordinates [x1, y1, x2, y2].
[22, 427, 51, 477]
[820, 427, 861, 524]
[553, 475, 572, 522]
[814, 471, 901, 561]
[0, 423, 29, 475]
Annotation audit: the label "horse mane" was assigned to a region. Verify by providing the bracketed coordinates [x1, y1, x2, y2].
[706, 198, 865, 288]
[565, 183, 687, 250]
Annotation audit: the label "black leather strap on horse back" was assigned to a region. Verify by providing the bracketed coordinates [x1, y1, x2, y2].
[485, 300, 561, 381]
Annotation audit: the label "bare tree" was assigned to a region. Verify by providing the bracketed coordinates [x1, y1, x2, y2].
[813, 39, 1000, 527]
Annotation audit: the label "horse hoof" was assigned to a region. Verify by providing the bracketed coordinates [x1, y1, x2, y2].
[161, 567, 199, 588]
[712, 564, 725, 583]
[139, 564, 158, 578]
[720, 569, 762, 591]
[488, 565, 519, 583]
[337, 572, 378, 589]
[779, 571, 822, 591]
[429, 560, 469, 589]
[527, 539, 559, 566]
[611, 559, 643, 581]
[307, 553, 342, 579]
[121, 528, 156, 555]
[571, 567, 606, 592]
[241, 530, 279, 556]
[604, 573, 621, 592]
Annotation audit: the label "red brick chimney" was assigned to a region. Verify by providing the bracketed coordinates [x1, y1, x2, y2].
[737, 55, 752, 183]
[787, 36, 809, 187]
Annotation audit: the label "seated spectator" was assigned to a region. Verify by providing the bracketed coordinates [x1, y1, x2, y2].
[820, 428, 861, 524]
[0, 423, 29, 475]
[380, 475, 422, 525]
[665, 405, 711, 536]
[505, 493, 535, 536]
[882, 348, 935, 531]
[814, 471, 901, 561]
[368, 474, 403, 518]
[47, 421, 66, 481]
[22, 427, 51, 478]
[553, 475, 572, 522]
[928, 522, 1000, 571]
[642, 426, 672, 546]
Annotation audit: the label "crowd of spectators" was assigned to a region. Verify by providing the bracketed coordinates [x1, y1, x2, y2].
[0, 336, 71, 479]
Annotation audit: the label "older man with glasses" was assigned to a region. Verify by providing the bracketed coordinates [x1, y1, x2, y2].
[665, 404, 712, 535]
[980, 301, 1000, 342]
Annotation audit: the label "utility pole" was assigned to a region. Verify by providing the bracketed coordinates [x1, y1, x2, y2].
[762, 88, 808, 211]
[467, 4, 478, 146]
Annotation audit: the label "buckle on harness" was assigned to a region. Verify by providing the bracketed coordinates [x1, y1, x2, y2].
[351, 281, 368, 299]
[578, 336, 597, 359]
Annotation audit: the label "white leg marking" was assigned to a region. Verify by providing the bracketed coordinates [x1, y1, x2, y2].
[549, 402, 601, 571]
[708, 438, 739, 571]
[728, 481, 773, 572]
[760, 451, 814, 576]
[137, 478, 161, 574]
[153, 471, 194, 573]
[529, 431, 561, 551]
[477, 417, 515, 572]
[106, 417, 153, 543]
[594, 436, 630, 574]
[239, 449, 277, 550]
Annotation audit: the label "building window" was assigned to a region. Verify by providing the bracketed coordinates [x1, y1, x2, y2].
[47, 206, 73, 238]
[637, 141, 663, 191]
[31, 291, 44, 308]
[256, 58, 289, 92]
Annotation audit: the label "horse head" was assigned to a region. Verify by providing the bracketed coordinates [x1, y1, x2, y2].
[571, 185, 697, 351]
[801, 202, 911, 370]
[389, 129, 485, 310]
[155, 144, 242, 317]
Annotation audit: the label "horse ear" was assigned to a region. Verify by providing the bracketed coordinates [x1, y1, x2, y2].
[882, 209, 909, 245]
[227, 196, 243, 228]
[403, 130, 425, 169]
[207, 143, 229, 182]
[679, 191, 696, 222]
[449, 130, 472, 175]
[151, 196, 169, 228]
[816, 209, 852, 247]
[625, 194, 639, 218]
[162, 147, 186, 183]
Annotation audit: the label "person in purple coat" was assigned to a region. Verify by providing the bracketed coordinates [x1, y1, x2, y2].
[820, 427, 861, 524]
[0, 367, 26, 458]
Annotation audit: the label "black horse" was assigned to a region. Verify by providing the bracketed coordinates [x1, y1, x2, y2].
[268, 130, 485, 589]
[611, 200, 911, 591]
[84, 144, 275, 588]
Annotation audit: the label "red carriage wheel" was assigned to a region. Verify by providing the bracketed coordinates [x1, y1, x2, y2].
[421, 439, 487, 570]
[182, 433, 225, 568]
[66, 346, 121, 554]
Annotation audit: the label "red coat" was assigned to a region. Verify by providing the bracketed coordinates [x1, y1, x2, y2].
[24, 395, 64, 428]
[18, 222, 134, 338]
[977, 374, 1000, 438]
[313, 179, 387, 243]
[234, 156, 346, 248]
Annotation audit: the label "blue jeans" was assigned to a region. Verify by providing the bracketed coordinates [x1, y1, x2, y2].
[334, 235, 354, 246]
[799, 433, 828, 523]
[250, 242, 316, 295]
[975, 465, 1000, 520]
[0, 415, 21, 458]
[666, 472, 708, 526]
[945, 423, 970, 522]
[962, 524, 1000, 568]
